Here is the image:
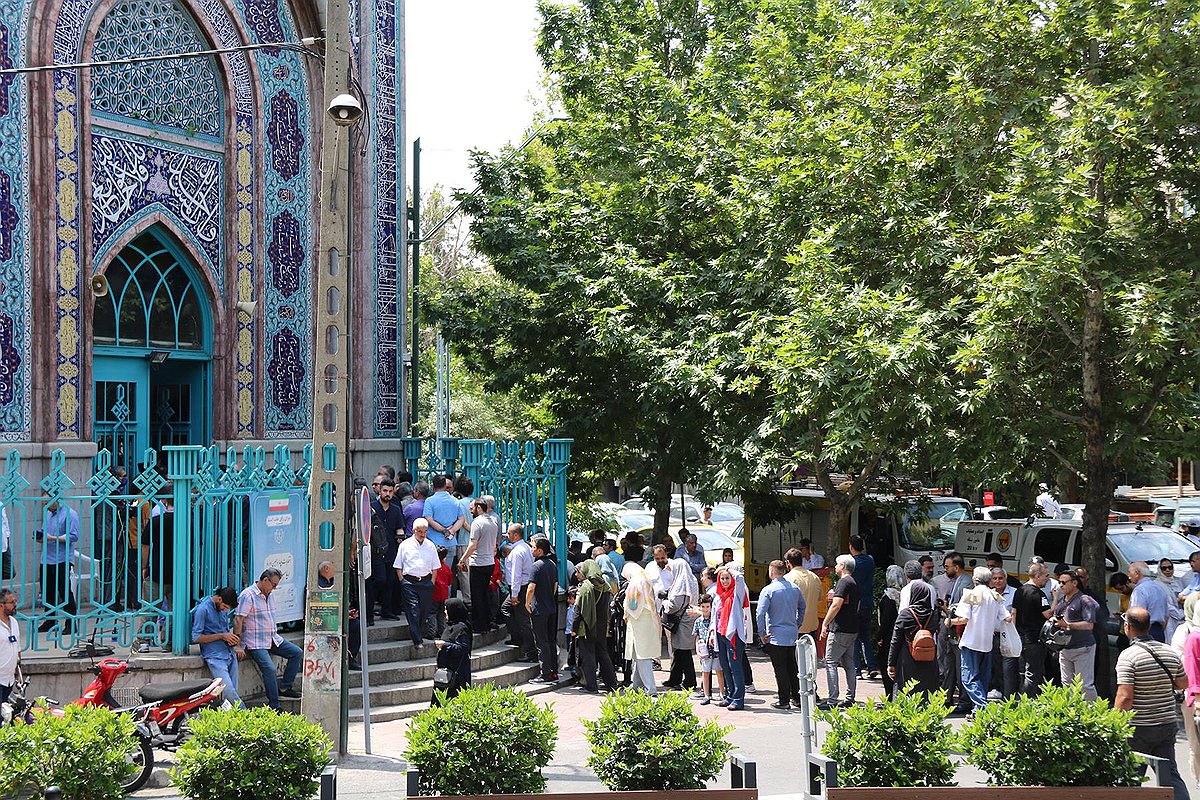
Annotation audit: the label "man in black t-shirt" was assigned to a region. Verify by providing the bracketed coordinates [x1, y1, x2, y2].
[526, 538, 560, 683]
[371, 479, 405, 620]
[1013, 561, 1053, 695]
[819, 554, 859, 708]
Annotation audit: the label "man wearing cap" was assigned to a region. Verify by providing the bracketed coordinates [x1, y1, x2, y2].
[1180, 517, 1200, 548]
[1036, 483, 1061, 519]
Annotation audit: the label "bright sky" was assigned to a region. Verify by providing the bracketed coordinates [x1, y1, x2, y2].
[405, 1, 548, 194]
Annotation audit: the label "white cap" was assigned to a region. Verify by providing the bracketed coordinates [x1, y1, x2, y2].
[1038, 482, 1049, 491]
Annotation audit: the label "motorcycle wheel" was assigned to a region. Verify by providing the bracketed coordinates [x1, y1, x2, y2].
[121, 736, 155, 794]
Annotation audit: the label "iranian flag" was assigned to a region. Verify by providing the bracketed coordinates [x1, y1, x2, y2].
[268, 495, 289, 513]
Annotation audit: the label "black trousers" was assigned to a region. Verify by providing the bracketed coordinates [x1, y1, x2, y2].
[578, 634, 618, 691]
[41, 561, 77, 627]
[1020, 635, 1047, 695]
[384, 550, 404, 616]
[469, 565, 493, 631]
[531, 613, 558, 679]
[667, 647, 697, 689]
[767, 643, 800, 704]
[506, 589, 536, 659]
[1132, 722, 1191, 800]
[399, 576, 433, 645]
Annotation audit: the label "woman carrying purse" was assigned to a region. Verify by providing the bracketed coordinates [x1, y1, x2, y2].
[431, 597, 472, 706]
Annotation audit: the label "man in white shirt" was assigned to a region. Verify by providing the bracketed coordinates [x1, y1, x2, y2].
[393, 518, 440, 647]
[952, 566, 1010, 716]
[1036, 483, 1061, 519]
[799, 539, 824, 570]
[0, 589, 20, 704]
[897, 560, 924, 612]
[504, 524, 537, 661]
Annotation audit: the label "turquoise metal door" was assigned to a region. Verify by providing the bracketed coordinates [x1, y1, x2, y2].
[93, 355, 149, 470]
[150, 360, 208, 451]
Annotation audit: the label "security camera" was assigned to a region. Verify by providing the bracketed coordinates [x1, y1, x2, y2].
[327, 93, 362, 126]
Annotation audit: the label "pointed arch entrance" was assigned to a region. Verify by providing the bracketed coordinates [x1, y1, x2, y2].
[92, 226, 213, 467]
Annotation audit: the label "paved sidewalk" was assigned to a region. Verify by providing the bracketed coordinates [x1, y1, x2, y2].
[133, 646, 1196, 798]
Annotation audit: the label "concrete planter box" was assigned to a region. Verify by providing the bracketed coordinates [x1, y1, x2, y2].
[828, 790, 1171, 800]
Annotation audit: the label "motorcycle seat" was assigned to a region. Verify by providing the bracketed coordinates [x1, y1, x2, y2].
[138, 680, 214, 702]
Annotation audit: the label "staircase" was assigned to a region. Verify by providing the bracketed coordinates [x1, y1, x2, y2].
[347, 618, 549, 722]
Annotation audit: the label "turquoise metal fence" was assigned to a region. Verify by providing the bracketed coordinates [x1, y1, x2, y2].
[2, 437, 568, 655]
[401, 437, 573, 585]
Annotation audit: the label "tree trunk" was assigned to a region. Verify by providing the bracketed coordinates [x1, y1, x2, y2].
[1080, 280, 1112, 583]
[827, 497, 852, 564]
[651, 472, 673, 547]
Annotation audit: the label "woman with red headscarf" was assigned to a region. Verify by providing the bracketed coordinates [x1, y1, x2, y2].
[713, 566, 750, 710]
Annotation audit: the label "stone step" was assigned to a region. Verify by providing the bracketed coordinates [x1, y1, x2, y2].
[356, 628, 508, 666]
[347, 641, 522, 688]
[347, 662, 556, 723]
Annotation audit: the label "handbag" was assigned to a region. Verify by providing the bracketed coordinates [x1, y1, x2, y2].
[433, 667, 456, 691]
[1, 549, 11, 580]
[662, 609, 684, 634]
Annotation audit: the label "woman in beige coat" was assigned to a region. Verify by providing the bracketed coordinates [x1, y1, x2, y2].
[623, 562, 661, 695]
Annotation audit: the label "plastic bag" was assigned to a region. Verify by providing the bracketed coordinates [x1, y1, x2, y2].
[1000, 618, 1023, 658]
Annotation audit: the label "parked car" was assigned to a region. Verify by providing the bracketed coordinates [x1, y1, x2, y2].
[1059, 503, 1131, 522]
[624, 524, 743, 568]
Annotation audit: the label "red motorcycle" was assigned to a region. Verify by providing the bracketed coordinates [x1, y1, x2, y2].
[78, 656, 230, 750]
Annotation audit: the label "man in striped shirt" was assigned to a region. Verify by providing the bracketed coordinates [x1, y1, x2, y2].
[1116, 607, 1189, 800]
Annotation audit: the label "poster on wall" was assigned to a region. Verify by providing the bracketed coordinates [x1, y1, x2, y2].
[250, 490, 308, 623]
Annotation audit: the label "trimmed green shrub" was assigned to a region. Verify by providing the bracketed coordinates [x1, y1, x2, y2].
[584, 689, 733, 790]
[170, 708, 332, 800]
[958, 681, 1143, 786]
[405, 684, 558, 795]
[820, 686, 956, 787]
[0, 704, 139, 800]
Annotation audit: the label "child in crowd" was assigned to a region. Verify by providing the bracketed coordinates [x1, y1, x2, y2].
[692, 594, 722, 704]
[432, 546, 454, 636]
[564, 587, 579, 677]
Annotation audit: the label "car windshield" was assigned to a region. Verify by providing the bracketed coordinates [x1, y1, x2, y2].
[690, 528, 737, 550]
[1109, 531, 1196, 564]
[901, 500, 969, 551]
[708, 505, 744, 522]
[618, 513, 654, 531]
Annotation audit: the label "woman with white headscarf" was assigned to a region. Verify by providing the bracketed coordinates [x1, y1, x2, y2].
[662, 557, 700, 692]
[622, 562, 661, 695]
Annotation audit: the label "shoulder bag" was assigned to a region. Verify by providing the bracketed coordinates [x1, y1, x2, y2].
[1134, 641, 1185, 705]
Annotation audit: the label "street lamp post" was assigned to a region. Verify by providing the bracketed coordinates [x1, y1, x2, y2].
[300, 0, 360, 753]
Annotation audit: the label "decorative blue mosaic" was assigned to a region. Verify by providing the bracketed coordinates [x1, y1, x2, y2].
[90, 0, 223, 139]
[90, 131, 224, 277]
[371, 0, 400, 435]
[267, 89, 301, 180]
[0, 0, 30, 441]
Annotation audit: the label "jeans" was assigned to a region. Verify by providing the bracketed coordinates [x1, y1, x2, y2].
[203, 652, 243, 706]
[855, 608, 876, 672]
[1058, 643, 1097, 700]
[960, 645, 992, 711]
[399, 575, 433, 645]
[469, 565, 493, 631]
[767, 642, 799, 705]
[1020, 635, 1047, 695]
[717, 634, 746, 707]
[1132, 722, 1191, 800]
[825, 631, 857, 703]
[578, 634, 618, 691]
[531, 613, 558, 679]
[247, 639, 301, 710]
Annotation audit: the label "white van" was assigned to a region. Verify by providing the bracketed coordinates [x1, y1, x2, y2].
[954, 518, 1197, 618]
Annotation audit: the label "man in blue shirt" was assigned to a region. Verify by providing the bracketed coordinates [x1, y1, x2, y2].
[38, 491, 79, 634]
[757, 560, 806, 709]
[1129, 561, 1173, 642]
[849, 534, 877, 678]
[674, 532, 707, 579]
[191, 587, 242, 705]
[423, 475, 465, 560]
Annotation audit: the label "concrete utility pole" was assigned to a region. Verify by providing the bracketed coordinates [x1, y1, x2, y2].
[301, 0, 360, 753]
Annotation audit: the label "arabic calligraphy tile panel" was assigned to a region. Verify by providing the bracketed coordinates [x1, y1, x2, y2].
[0, 0, 30, 440]
[267, 89, 301, 180]
[367, 0, 398, 435]
[90, 132, 224, 276]
[267, 210, 301, 298]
